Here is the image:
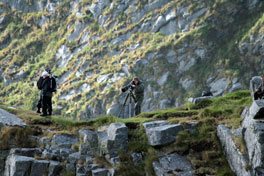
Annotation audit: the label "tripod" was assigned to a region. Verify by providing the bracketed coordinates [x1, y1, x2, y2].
[118, 88, 136, 118]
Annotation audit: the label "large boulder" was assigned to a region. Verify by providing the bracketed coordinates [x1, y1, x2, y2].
[4, 154, 34, 176]
[98, 123, 128, 157]
[217, 125, 253, 176]
[143, 121, 184, 146]
[152, 153, 194, 176]
[242, 100, 264, 175]
[51, 134, 79, 149]
[30, 160, 50, 176]
[0, 108, 26, 130]
[78, 129, 98, 156]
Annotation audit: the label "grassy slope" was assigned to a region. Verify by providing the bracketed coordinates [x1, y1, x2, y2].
[0, 90, 252, 175]
[0, 0, 263, 119]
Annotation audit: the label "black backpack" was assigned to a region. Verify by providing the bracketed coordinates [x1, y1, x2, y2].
[37, 77, 44, 90]
[50, 76, 57, 92]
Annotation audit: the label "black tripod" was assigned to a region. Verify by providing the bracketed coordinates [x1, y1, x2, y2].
[118, 88, 136, 118]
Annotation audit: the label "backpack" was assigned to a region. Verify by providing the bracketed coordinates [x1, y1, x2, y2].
[50, 75, 57, 92]
[37, 77, 44, 90]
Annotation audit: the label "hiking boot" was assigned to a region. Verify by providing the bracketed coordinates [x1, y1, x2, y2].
[40, 113, 47, 117]
[36, 109, 41, 113]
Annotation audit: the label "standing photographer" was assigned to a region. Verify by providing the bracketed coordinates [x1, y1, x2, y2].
[121, 77, 144, 115]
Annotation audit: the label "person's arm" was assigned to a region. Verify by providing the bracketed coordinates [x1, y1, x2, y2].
[121, 82, 133, 92]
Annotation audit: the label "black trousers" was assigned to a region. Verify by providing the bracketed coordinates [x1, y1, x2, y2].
[42, 96, 52, 115]
[37, 95, 42, 111]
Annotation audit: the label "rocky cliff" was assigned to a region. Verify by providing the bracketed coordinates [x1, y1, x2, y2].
[0, 0, 263, 119]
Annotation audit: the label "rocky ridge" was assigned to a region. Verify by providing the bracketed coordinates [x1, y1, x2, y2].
[0, 0, 263, 119]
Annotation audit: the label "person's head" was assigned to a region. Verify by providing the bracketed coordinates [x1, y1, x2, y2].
[45, 67, 51, 74]
[42, 71, 49, 78]
[133, 77, 140, 85]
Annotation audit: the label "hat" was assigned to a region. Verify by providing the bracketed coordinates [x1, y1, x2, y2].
[42, 71, 49, 77]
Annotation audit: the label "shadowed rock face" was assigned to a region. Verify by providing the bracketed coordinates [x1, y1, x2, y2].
[217, 125, 253, 176]
[242, 100, 264, 175]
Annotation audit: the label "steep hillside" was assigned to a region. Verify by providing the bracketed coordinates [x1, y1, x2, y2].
[0, 90, 252, 175]
[0, 0, 263, 119]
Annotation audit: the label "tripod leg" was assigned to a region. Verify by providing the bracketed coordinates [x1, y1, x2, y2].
[118, 93, 130, 118]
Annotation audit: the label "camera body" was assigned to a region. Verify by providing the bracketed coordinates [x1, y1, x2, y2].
[121, 82, 136, 93]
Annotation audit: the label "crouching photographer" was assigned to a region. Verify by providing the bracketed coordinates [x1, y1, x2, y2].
[121, 77, 144, 116]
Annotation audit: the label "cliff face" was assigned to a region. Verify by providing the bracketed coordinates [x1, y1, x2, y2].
[0, 0, 263, 119]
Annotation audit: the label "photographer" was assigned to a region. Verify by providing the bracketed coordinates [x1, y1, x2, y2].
[121, 77, 144, 116]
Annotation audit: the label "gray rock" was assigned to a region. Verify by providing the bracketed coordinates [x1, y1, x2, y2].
[145, 0, 170, 12]
[160, 20, 178, 35]
[39, 137, 51, 149]
[55, 45, 72, 68]
[131, 152, 143, 165]
[0, 0, 45, 13]
[187, 8, 207, 23]
[4, 154, 34, 176]
[152, 16, 166, 32]
[67, 21, 88, 41]
[217, 125, 253, 176]
[30, 160, 50, 176]
[153, 153, 194, 176]
[209, 78, 228, 96]
[188, 96, 213, 104]
[157, 72, 169, 86]
[242, 100, 264, 175]
[159, 99, 171, 109]
[78, 129, 98, 156]
[106, 104, 121, 117]
[178, 57, 196, 73]
[143, 121, 184, 146]
[89, 0, 110, 19]
[48, 161, 62, 176]
[165, 9, 176, 21]
[9, 148, 42, 158]
[51, 134, 78, 149]
[66, 163, 76, 172]
[179, 78, 195, 90]
[166, 50, 177, 64]
[241, 106, 249, 119]
[0, 150, 9, 176]
[178, 19, 187, 30]
[195, 48, 206, 60]
[99, 123, 128, 157]
[0, 108, 26, 130]
[250, 76, 262, 99]
[92, 168, 108, 176]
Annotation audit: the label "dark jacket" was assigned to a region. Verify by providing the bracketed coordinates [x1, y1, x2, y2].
[37, 76, 44, 90]
[123, 81, 144, 102]
[41, 77, 52, 97]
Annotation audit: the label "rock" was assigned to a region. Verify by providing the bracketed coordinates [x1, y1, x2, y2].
[195, 49, 206, 60]
[4, 154, 34, 176]
[0, 0, 45, 13]
[250, 76, 262, 99]
[187, 8, 207, 23]
[184, 122, 197, 134]
[9, 148, 42, 158]
[39, 137, 51, 149]
[240, 106, 249, 119]
[30, 160, 50, 176]
[188, 96, 213, 104]
[143, 121, 184, 146]
[209, 78, 229, 96]
[145, 0, 170, 12]
[178, 57, 196, 73]
[0, 108, 26, 130]
[179, 78, 195, 90]
[160, 20, 178, 35]
[92, 168, 108, 176]
[157, 72, 169, 86]
[153, 153, 194, 176]
[165, 9, 176, 21]
[67, 21, 88, 41]
[48, 161, 62, 176]
[66, 163, 75, 172]
[89, 0, 110, 19]
[242, 100, 264, 175]
[99, 123, 128, 157]
[97, 74, 109, 83]
[152, 16, 166, 32]
[55, 45, 72, 68]
[106, 104, 121, 117]
[51, 134, 79, 149]
[166, 50, 177, 64]
[131, 152, 143, 165]
[217, 125, 253, 176]
[0, 150, 9, 176]
[78, 129, 98, 156]
[159, 99, 171, 109]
